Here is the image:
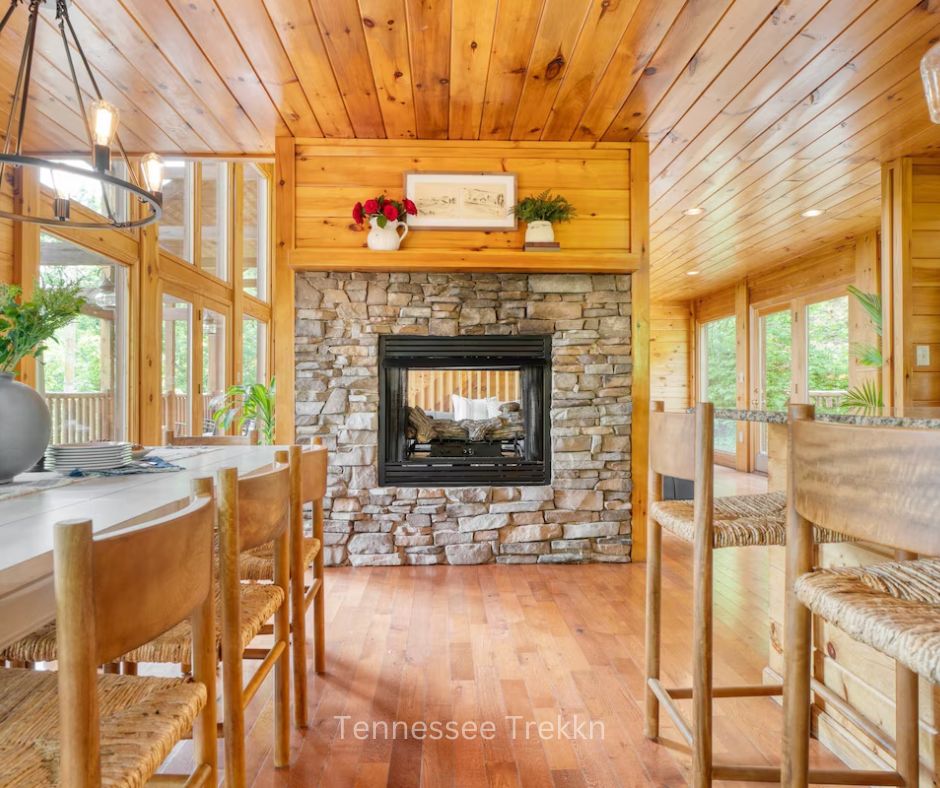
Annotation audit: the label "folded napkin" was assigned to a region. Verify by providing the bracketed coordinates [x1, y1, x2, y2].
[67, 454, 184, 478]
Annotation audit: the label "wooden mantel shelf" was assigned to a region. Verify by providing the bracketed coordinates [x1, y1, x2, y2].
[287, 247, 639, 274]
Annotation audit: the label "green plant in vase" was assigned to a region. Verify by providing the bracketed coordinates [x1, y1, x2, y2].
[0, 282, 86, 374]
[212, 377, 276, 445]
[0, 282, 86, 483]
[511, 190, 575, 246]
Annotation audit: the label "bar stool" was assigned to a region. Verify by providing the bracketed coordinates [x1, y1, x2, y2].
[781, 404, 940, 787]
[239, 442, 328, 728]
[645, 401, 849, 785]
[0, 480, 218, 786]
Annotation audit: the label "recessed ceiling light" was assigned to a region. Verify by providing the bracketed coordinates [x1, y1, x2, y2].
[801, 208, 824, 218]
[686, 270, 700, 276]
[683, 207, 705, 216]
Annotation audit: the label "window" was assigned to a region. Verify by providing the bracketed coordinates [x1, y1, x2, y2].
[242, 164, 268, 300]
[199, 162, 228, 280]
[38, 233, 128, 443]
[162, 295, 192, 435]
[806, 295, 849, 412]
[40, 158, 129, 223]
[201, 307, 227, 433]
[700, 316, 737, 454]
[159, 160, 194, 261]
[242, 316, 267, 384]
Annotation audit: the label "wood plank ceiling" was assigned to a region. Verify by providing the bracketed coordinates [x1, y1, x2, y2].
[7, 0, 940, 300]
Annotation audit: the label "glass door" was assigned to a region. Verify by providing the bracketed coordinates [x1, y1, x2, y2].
[753, 308, 792, 472]
[162, 294, 193, 437]
[199, 306, 228, 434]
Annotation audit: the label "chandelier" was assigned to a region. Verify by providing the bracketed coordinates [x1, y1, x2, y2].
[0, 0, 165, 229]
[922, 42, 940, 124]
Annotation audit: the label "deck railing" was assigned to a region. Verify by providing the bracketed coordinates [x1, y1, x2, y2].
[45, 391, 219, 444]
[46, 393, 114, 444]
[808, 389, 848, 410]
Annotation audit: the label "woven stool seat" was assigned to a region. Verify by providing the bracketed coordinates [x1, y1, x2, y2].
[795, 557, 940, 684]
[240, 536, 322, 582]
[0, 667, 205, 787]
[1, 583, 284, 665]
[650, 491, 848, 548]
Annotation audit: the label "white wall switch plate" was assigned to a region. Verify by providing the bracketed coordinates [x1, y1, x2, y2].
[916, 344, 931, 367]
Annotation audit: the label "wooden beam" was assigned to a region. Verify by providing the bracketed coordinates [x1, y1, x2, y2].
[849, 229, 880, 389]
[630, 143, 650, 563]
[273, 137, 296, 444]
[12, 166, 40, 388]
[734, 281, 750, 472]
[288, 247, 639, 273]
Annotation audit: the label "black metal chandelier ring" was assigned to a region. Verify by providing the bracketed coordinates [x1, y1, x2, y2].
[0, 154, 162, 229]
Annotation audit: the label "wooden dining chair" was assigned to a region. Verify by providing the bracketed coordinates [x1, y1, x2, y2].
[0, 480, 217, 787]
[781, 404, 940, 787]
[1, 460, 293, 786]
[240, 441, 328, 728]
[645, 401, 850, 786]
[164, 429, 259, 446]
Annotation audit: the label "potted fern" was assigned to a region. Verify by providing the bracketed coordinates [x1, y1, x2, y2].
[512, 190, 575, 245]
[0, 282, 86, 482]
[211, 378, 276, 444]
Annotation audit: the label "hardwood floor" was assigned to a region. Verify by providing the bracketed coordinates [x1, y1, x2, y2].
[162, 467, 845, 786]
[222, 468, 844, 786]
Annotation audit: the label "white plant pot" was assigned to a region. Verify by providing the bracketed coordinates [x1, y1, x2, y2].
[0, 372, 50, 483]
[524, 220, 555, 244]
[367, 216, 409, 251]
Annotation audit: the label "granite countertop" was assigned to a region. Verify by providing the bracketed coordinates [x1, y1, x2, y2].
[712, 407, 940, 429]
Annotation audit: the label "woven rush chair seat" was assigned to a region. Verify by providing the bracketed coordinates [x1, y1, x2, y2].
[650, 491, 849, 548]
[0, 667, 205, 788]
[1, 583, 284, 665]
[240, 536, 322, 582]
[795, 557, 940, 684]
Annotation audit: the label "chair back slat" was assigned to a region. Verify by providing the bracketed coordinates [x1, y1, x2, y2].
[236, 461, 291, 551]
[301, 445, 328, 501]
[791, 419, 940, 555]
[649, 409, 697, 481]
[89, 493, 215, 664]
[165, 429, 259, 446]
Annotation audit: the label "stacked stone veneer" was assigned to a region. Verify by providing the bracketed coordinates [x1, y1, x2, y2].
[294, 271, 633, 567]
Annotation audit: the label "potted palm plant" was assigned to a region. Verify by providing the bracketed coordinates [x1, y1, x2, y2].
[511, 190, 576, 246]
[211, 378, 276, 444]
[0, 282, 86, 482]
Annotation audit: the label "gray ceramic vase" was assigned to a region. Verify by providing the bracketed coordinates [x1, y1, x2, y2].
[0, 371, 51, 483]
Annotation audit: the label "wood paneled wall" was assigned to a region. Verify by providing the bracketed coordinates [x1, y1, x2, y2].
[882, 159, 940, 407]
[909, 162, 940, 406]
[0, 185, 12, 284]
[280, 139, 640, 272]
[650, 302, 692, 411]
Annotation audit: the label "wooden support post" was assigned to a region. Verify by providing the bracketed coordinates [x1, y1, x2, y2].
[273, 138, 296, 444]
[630, 143, 650, 564]
[734, 282, 750, 472]
[12, 165, 40, 388]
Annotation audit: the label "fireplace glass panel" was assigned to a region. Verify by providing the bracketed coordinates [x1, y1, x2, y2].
[378, 336, 551, 486]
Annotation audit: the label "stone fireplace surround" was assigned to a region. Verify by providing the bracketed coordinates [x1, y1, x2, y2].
[294, 271, 633, 567]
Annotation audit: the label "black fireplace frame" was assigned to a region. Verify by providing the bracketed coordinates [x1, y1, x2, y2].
[378, 335, 552, 486]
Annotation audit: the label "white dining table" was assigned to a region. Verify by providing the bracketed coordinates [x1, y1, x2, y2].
[0, 445, 283, 651]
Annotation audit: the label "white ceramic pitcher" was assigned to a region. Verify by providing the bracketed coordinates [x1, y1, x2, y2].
[367, 217, 409, 251]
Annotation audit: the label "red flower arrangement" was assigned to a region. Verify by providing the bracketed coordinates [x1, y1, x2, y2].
[353, 195, 417, 228]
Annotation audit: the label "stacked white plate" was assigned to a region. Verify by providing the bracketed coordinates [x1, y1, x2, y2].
[44, 441, 133, 473]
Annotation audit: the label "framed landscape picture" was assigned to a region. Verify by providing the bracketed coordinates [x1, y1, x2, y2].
[403, 172, 517, 231]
